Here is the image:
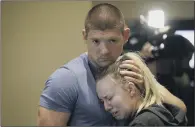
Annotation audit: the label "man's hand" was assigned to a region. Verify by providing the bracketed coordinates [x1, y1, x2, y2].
[119, 59, 144, 87]
[119, 59, 186, 112]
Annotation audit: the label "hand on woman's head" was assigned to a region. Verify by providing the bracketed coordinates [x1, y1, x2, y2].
[119, 58, 144, 88]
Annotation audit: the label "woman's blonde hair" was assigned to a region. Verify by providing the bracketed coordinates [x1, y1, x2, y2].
[97, 52, 164, 114]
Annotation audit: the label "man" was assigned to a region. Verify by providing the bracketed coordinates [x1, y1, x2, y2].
[37, 3, 186, 126]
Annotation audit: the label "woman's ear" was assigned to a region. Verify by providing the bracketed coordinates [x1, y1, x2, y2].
[124, 82, 136, 97]
[129, 85, 137, 97]
[82, 29, 87, 40]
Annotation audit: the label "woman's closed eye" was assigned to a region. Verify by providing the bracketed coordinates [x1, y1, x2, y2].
[99, 99, 104, 103]
[106, 96, 112, 101]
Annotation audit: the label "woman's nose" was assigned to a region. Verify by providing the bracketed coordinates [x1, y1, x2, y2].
[104, 101, 112, 111]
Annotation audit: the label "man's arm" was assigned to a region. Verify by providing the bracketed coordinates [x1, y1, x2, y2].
[37, 107, 70, 126]
[119, 59, 186, 112]
[158, 84, 187, 112]
[138, 43, 187, 111]
[37, 68, 78, 126]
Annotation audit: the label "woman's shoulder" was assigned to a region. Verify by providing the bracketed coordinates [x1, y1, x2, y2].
[129, 108, 165, 126]
[129, 104, 187, 126]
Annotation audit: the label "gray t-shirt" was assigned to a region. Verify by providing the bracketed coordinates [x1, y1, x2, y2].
[39, 53, 114, 126]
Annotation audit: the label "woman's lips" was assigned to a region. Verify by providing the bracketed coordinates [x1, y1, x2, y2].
[111, 111, 118, 117]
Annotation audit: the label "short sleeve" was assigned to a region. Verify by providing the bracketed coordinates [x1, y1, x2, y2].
[39, 67, 78, 113]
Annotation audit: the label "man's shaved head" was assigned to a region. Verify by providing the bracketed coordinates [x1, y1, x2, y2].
[84, 3, 125, 36]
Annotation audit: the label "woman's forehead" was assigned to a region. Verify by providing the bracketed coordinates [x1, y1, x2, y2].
[97, 75, 119, 93]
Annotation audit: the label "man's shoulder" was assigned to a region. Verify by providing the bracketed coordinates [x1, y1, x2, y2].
[46, 67, 77, 90]
[47, 53, 89, 87]
[63, 53, 91, 74]
[64, 53, 88, 66]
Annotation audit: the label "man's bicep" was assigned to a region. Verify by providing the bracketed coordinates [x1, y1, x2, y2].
[39, 68, 78, 120]
[37, 106, 70, 126]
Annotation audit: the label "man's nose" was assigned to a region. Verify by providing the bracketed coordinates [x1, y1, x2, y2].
[99, 42, 109, 55]
[104, 101, 112, 111]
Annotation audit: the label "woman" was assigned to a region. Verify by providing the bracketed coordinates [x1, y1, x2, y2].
[96, 52, 187, 126]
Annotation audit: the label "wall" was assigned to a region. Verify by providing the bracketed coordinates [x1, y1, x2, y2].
[2, 1, 91, 126]
[0, 1, 2, 125]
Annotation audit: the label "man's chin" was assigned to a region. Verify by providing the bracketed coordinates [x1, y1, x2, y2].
[97, 61, 113, 68]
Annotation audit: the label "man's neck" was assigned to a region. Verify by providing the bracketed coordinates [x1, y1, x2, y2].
[87, 56, 108, 80]
[88, 56, 107, 70]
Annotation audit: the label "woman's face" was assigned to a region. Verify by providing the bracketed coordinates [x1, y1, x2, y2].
[96, 75, 136, 120]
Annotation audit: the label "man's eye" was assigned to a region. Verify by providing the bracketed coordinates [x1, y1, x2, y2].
[109, 39, 117, 43]
[92, 40, 99, 44]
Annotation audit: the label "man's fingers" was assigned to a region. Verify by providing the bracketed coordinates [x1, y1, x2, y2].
[121, 60, 139, 68]
[119, 63, 141, 74]
[119, 59, 144, 87]
[124, 76, 144, 86]
[120, 70, 143, 80]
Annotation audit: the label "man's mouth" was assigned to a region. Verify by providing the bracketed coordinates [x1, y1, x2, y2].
[99, 58, 110, 60]
[98, 58, 112, 62]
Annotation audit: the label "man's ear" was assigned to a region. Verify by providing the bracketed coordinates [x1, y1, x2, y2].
[82, 29, 87, 40]
[123, 27, 130, 44]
